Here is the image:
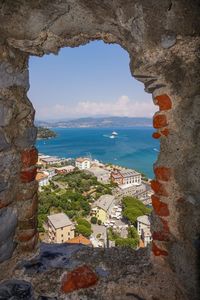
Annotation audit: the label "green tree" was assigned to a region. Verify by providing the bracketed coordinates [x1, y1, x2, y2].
[122, 196, 151, 225]
[91, 216, 97, 224]
[115, 237, 138, 249]
[76, 218, 91, 229]
[75, 224, 92, 237]
[97, 219, 102, 225]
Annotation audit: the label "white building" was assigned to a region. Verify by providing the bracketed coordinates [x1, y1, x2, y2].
[43, 168, 56, 179]
[75, 157, 91, 170]
[137, 215, 152, 247]
[87, 167, 110, 183]
[36, 172, 49, 190]
[141, 227, 152, 247]
[39, 155, 63, 166]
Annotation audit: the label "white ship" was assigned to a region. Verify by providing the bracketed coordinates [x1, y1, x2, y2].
[110, 131, 118, 139]
[112, 131, 118, 136]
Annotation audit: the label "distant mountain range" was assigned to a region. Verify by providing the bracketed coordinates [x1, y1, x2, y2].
[35, 117, 152, 128]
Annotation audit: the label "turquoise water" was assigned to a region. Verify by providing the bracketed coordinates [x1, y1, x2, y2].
[36, 127, 159, 178]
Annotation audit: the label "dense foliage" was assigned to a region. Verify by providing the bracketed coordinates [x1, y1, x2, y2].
[122, 196, 151, 225]
[75, 218, 92, 237]
[37, 182, 91, 232]
[53, 170, 113, 198]
[37, 127, 57, 139]
[38, 170, 113, 232]
[108, 227, 139, 249]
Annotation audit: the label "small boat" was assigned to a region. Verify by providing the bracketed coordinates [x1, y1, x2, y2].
[112, 131, 118, 136]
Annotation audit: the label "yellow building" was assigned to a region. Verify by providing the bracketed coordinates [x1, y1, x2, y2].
[47, 213, 75, 243]
[91, 194, 115, 223]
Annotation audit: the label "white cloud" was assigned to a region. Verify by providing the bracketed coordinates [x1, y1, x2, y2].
[36, 95, 156, 119]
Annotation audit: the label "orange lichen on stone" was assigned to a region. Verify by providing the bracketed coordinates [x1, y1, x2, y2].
[20, 167, 37, 183]
[154, 166, 172, 181]
[153, 114, 168, 129]
[61, 265, 98, 293]
[155, 94, 172, 111]
[152, 132, 161, 139]
[161, 128, 169, 136]
[21, 148, 38, 168]
[151, 180, 168, 196]
[151, 195, 169, 216]
[152, 241, 168, 256]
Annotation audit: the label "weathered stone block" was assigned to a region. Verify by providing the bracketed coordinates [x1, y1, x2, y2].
[17, 181, 38, 201]
[18, 214, 37, 230]
[0, 129, 10, 150]
[0, 237, 16, 263]
[18, 193, 38, 220]
[0, 280, 34, 299]
[161, 31, 176, 49]
[0, 181, 8, 192]
[0, 103, 13, 126]
[61, 265, 98, 293]
[21, 147, 38, 168]
[20, 232, 38, 251]
[20, 167, 37, 183]
[17, 228, 36, 242]
[152, 241, 168, 256]
[15, 127, 37, 149]
[0, 207, 17, 243]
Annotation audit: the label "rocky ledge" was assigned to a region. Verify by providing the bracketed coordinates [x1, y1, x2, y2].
[0, 243, 187, 300]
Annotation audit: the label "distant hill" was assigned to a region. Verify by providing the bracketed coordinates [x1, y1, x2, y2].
[35, 117, 152, 128]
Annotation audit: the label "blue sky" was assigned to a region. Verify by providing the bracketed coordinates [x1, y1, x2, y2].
[28, 41, 155, 120]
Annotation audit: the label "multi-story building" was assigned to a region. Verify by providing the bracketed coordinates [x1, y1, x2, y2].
[75, 157, 91, 170]
[91, 194, 115, 223]
[111, 169, 141, 186]
[47, 213, 75, 243]
[55, 165, 75, 174]
[87, 167, 110, 183]
[38, 155, 63, 166]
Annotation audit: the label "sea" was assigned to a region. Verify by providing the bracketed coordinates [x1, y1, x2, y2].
[36, 127, 159, 179]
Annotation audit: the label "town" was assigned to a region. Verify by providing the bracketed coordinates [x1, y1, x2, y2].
[36, 154, 153, 249]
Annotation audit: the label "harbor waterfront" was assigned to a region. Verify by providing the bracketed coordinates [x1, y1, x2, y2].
[36, 127, 159, 179]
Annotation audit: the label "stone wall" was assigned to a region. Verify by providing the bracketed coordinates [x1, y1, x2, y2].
[0, 1, 199, 299]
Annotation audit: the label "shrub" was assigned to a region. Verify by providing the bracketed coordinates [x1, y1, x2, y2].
[97, 219, 102, 225]
[91, 216, 97, 224]
[75, 224, 92, 237]
[76, 218, 91, 229]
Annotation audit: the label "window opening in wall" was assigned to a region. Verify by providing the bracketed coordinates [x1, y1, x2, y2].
[29, 41, 158, 249]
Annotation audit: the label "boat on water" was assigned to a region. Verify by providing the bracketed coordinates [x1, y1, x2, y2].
[109, 131, 118, 139]
[112, 131, 118, 136]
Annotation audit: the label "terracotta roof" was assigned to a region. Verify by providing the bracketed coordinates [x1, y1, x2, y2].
[67, 235, 91, 246]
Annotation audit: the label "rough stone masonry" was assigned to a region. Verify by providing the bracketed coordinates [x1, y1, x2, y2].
[0, 1, 199, 299]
